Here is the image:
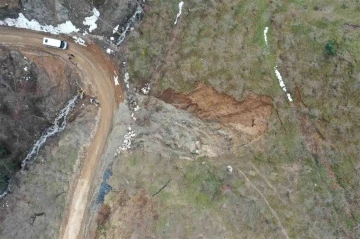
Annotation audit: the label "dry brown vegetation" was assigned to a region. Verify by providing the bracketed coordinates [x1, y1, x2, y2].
[97, 189, 158, 239]
[96, 204, 111, 226]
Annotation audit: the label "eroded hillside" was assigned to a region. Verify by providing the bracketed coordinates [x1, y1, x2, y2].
[96, 0, 360, 238]
[0, 46, 77, 191]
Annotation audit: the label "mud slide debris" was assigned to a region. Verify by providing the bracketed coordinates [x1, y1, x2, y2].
[160, 84, 273, 135]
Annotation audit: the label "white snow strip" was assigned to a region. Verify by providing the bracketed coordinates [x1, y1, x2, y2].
[22, 95, 78, 169]
[264, 27, 269, 46]
[0, 191, 8, 199]
[72, 36, 87, 46]
[113, 24, 119, 34]
[24, 66, 28, 71]
[83, 8, 100, 32]
[287, 93, 293, 102]
[114, 73, 119, 86]
[274, 66, 293, 103]
[0, 13, 79, 34]
[116, 5, 143, 46]
[174, 1, 184, 25]
[124, 72, 130, 89]
[106, 48, 113, 54]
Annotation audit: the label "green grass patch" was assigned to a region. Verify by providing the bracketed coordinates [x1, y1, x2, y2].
[182, 161, 223, 208]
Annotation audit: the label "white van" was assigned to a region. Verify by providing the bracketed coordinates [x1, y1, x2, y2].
[43, 37, 68, 50]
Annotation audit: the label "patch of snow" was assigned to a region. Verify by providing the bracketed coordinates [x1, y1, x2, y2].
[134, 105, 140, 112]
[110, 37, 115, 41]
[124, 72, 130, 89]
[114, 127, 136, 155]
[274, 66, 293, 103]
[106, 48, 113, 54]
[287, 93, 293, 102]
[83, 8, 100, 32]
[114, 73, 119, 86]
[227, 165, 233, 173]
[264, 26, 269, 46]
[0, 13, 79, 34]
[0, 191, 8, 199]
[174, 1, 184, 25]
[116, 5, 143, 45]
[24, 66, 28, 71]
[274, 66, 287, 92]
[113, 24, 119, 34]
[72, 36, 87, 46]
[1, 200, 9, 208]
[141, 83, 150, 95]
[131, 113, 137, 121]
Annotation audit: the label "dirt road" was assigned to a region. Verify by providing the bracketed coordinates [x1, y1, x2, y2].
[0, 27, 120, 239]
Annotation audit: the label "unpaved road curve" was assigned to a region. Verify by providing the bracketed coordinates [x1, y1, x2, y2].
[0, 27, 119, 239]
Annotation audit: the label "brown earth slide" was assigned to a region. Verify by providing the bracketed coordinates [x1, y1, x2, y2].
[160, 84, 273, 135]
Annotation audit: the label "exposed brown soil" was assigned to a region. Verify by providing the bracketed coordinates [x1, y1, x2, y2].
[21, 52, 70, 91]
[85, 42, 123, 105]
[343, 23, 360, 32]
[160, 84, 273, 135]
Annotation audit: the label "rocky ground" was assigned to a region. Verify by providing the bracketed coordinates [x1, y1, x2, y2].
[0, 0, 21, 18]
[0, 101, 98, 239]
[0, 46, 77, 191]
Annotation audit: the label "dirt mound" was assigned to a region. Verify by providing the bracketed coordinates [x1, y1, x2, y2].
[160, 84, 273, 135]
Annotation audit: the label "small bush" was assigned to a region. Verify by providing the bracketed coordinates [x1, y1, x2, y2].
[0, 145, 6, 159]
[325, 40, 337, 56]
[96, 204, 111, 226]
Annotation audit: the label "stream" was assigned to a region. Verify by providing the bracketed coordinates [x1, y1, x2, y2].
[0, 94, 79, 199]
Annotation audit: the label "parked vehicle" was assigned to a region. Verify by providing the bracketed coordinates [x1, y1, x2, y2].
[43, 37, 68, 50]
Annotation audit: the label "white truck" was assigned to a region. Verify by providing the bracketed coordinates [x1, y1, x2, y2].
[43, 37, 68, 50]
